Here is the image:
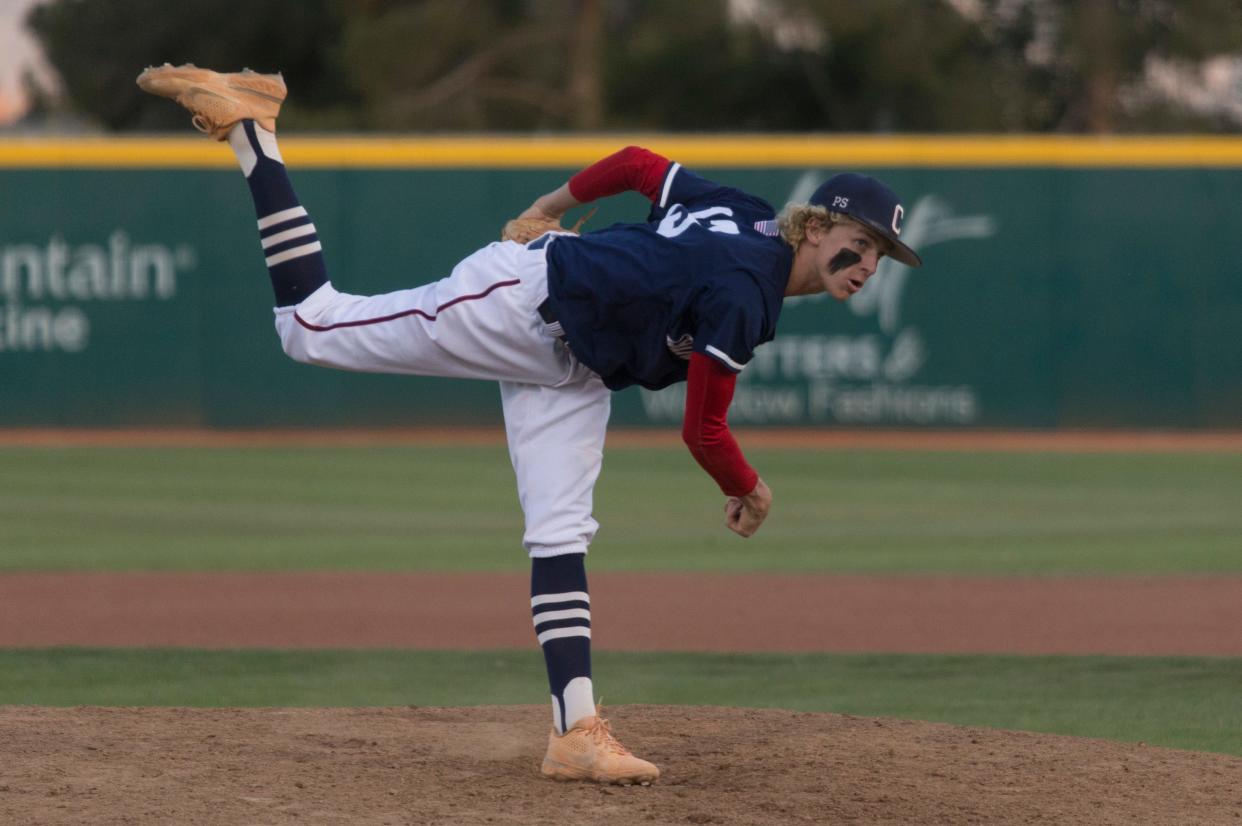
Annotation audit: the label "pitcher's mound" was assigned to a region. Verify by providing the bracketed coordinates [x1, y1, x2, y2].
[2, 705, 1237, 825]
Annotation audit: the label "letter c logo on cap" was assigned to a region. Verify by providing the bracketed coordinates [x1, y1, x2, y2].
[892, 204, 905, 235]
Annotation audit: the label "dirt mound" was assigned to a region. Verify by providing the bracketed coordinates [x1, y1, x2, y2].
[2, 705, 1238, 825]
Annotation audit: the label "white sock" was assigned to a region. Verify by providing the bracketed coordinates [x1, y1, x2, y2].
[226, 121, 284, 178]
[559, 676, 596, 732]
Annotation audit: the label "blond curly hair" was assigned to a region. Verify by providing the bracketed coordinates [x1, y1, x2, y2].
[777, 204, 893, 257]
[777, 203, 844, 249]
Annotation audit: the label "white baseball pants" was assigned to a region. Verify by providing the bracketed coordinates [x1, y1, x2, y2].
[273, 239, 612, 557]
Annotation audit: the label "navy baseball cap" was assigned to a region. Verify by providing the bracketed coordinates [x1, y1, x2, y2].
[809, 173, 922, 267]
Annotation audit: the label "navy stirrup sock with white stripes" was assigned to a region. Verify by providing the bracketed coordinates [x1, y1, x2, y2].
[226, 120, 327, 307]
[531, 553, 594, 734]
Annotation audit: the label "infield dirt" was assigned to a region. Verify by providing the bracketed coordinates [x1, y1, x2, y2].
[2, 572, 1241, 655]
[3, 704, 1239, 825]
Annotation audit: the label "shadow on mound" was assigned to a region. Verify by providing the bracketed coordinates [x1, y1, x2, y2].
[1, 704, 1238, 825]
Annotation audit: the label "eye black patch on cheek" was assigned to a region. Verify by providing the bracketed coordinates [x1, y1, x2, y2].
[828, 249, 861, 274]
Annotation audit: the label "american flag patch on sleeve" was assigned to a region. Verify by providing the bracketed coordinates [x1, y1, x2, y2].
[752, 219, 779, 237]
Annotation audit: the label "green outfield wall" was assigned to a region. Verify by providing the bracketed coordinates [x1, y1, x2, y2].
[2, 136, 1240, 428]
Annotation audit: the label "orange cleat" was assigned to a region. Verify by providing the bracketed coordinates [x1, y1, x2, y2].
[541, 711, 659, 786]
[136, 63, 286, 140]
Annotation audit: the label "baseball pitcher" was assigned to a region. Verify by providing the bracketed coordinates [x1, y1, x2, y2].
[137, 64, 921, 786]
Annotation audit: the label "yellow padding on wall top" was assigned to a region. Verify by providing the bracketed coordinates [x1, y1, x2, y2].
[3, 134, 1242, 168]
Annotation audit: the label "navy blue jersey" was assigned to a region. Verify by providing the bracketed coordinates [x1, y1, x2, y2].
[544, 163, 792, 391]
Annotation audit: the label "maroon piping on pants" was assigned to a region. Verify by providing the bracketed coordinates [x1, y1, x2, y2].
[294, 278, 522, 332]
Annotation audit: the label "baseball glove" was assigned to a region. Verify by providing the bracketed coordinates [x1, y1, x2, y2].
[501, 208, 596, 243]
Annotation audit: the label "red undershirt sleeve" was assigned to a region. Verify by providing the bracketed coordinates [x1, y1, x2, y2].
[568, 146, 672, 204]
[682, 352, 759, 497]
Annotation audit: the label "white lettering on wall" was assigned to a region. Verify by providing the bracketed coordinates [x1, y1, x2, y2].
[0, 231, 197, 353]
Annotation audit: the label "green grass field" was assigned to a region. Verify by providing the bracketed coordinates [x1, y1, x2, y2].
[2, 444, 1239, 755]
[3, 445, 1241, 573]
[1, 649, 1237, 756]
